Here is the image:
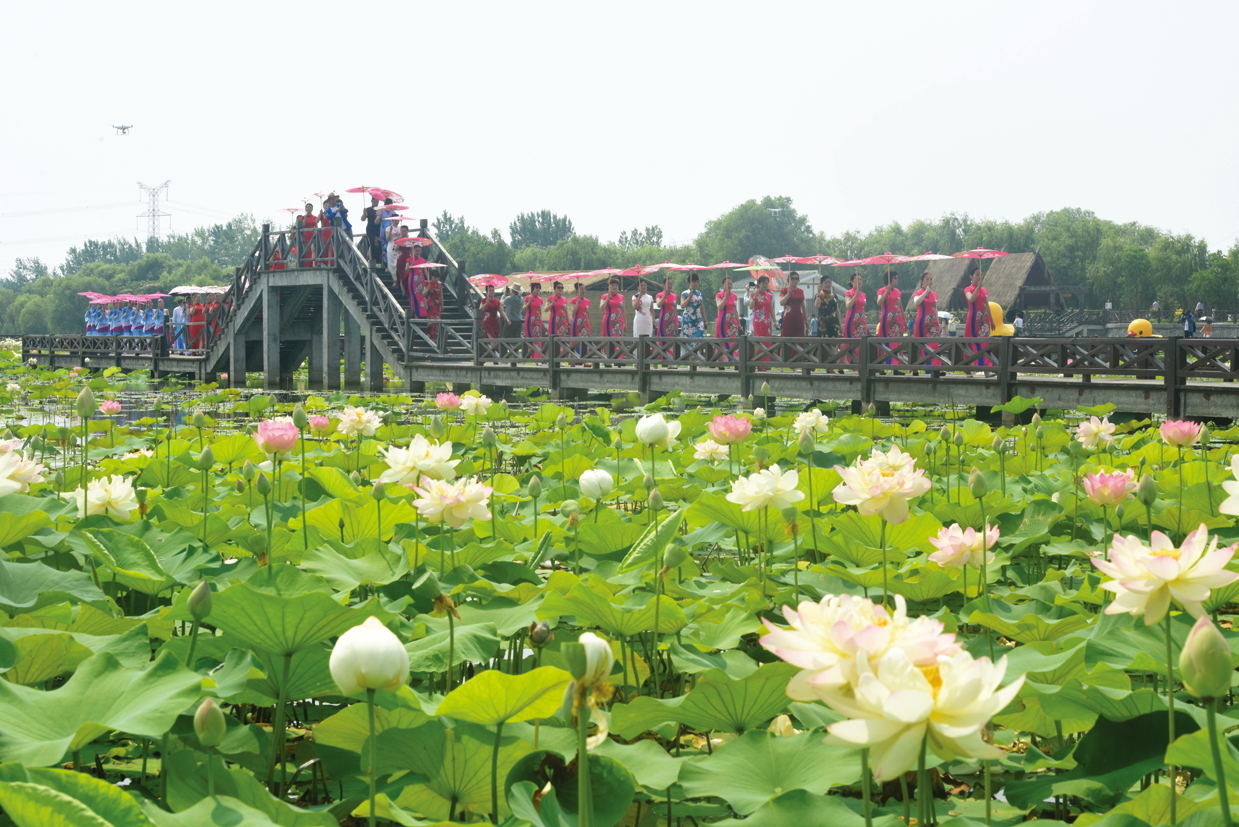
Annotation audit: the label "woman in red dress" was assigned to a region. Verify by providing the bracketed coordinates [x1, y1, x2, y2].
[600, 278, 626, 361]
[189, 296, 206, 349]
[319, 203, 334, 268]
[963, 268, 993, 367]
[395, 244, 413, 307]
[779, 272, 807, 336]
[524, 282, 545, 357]
[423, 271, 443, 343]
[910, 271, 942, 367]
[299, 203, 318, 266]
[714, 275, 741, 362]
[841, 271, 869, 364]
[569, 282, 591, 336]
[749, 275, 775, 364]
[876, 270, 905, 367]
[548, 281, 570, 336]
[480, 284, 501, 339]
[408, 252, 428, 317]
[655, 276, 678, 337]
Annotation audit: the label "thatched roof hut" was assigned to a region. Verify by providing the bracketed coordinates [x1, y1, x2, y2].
[981, 252, 1059, 311]
[925, 258, 976, 311]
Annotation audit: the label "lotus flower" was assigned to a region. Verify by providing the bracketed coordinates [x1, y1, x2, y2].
[98, 400, 122, 416]
[1160, 419, 1202, 448]
[1092, 524, 1239, 624]
[4, 383, 19, 393]
[0, 439, 21, 454]
[0, 451, 46, 495]
[1075, 416, 1115, 451]
[693, 439, 729, 462]
[832, 445, 931, 524]
[726, 464, 805, 512]
[459, 393, 493, 416]
[377, 435, 458, 488]
[761, 594, 960, 698]
[1220, 455, 1239, 517]
[412, 477, 492, 528]
[792, 409, 830, 438]
[307, 415, 331, 435]
[74, 474, 139, 520]
[336, 406, 382, 437]
[329, 616, 410, 695]
[435, 392, 462, 411]
[821, 647, 1024, 781]
[578, 469, 614, 500]
[1081, 470, 1137, 508]
[928, 523, 1000, 569]
[576, 632, 615, 689]
[707, 415, 752, 445]
[254, 418, 299, 456]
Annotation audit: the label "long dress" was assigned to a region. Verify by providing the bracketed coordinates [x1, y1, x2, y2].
[817, 294, 840, 338]
[189, 303, 206, 349]
[548, 294, 570, 337]
[319, 210, 335, 267]
[524, 294, 545, 358]
[841, 289, 868, 364]
[679, 289, 705, 337]
[424, 279, 443, 343]
[601, 292, 625, 359]
[750, 289, 774, 336]
[912, 288, 942, 366]
[632, 293, 654, 336]
[964, 285, 993, 366]
[655, 291, 678, 337]
[409, 257, 428, 317]
[396, 249, 413, 305]
[714, 290, 740, 361]
[481, 297, 501, 339]
[780, 287, 807, 337]
[570, 295, 591, 336]
[299, 214, 319, 266]
[876, 285, 905, 337]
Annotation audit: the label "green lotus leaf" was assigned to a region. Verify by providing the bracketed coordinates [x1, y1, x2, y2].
[436, 666, 572, 726]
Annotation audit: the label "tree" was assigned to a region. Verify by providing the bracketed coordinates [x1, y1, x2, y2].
[433, 211, 473, 247]
[509, 211, 575, 249]
[695, 196, 816, 263]
[444, 229, 515, 276]
[3, 257, 49, 287]
[618, 226, 663, 249]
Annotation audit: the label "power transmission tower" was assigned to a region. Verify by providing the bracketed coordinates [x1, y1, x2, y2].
[137, 180, 172, 239]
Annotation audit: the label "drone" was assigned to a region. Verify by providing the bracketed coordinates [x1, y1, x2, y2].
[113, 125, 132, 135]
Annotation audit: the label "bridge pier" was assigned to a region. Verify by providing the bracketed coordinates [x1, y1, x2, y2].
[344, 316, 361, 390]
[263, 287, 280, 389]
[322, 286, 341, 390]
[307, 332, 323, 390]
[366, 332, 384, 392]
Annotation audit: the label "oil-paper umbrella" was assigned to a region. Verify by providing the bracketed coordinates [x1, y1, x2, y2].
[952, 247, 1008, 277]
[706, 261, 750, 269]
[907, 251, 953, 262]
[469, 274, 510, 288]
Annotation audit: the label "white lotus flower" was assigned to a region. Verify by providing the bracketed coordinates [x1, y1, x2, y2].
[693, 439, 729, 462]
[329, 616, 410, 695]
[578, 468, 614, 500]
[0, 438, 22, 454]
[74, 475, 139, 520]
[412, 477, 492, 528]
[459, 393, 493, 416]
[0, 451, 46, 495]
[634, 414, 670, 445]
[832, 445, 931, 524]
[1075, 415, 1115, 451]
[4, 383, 19, 393]
[928, 523, 1000, 569]
[377, 435, 458, 488]
[792, 409, 830, 438]
[336, 406, 383, 437]
[726, 464, 805, 512]
[577, 632, 615, 689]
[1092, 524, 1239, 624]
[822, 647, 1024, 781]
[1219, 455, 1239, 517]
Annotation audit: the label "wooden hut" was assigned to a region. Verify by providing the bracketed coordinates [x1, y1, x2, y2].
[980, 252, 1059, 312]
[924, 258, 976, 312]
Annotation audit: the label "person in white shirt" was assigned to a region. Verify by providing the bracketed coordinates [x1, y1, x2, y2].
[1013, 312, 1025, 335]
[631, 280, 654, 336]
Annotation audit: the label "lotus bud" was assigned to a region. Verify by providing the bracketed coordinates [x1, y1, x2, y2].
[349, 470, 362, 485]
[952, 430, 964, 447]
[968, 467, 988, 498]
[798, 429, 815, 456]
[663, 545, 688, 571]
[864, 402, 876, 418]
[578, 469, 613, 500]
[938, 425, 950, 442]
[430, 415, 446, 438]
[53, 469, 64, 489]
[255, 472, 271, 496]
[291, 404, 310, 430]
[1179, 616, 1233, 700]
[564, 632, 613, 689]
[760, 381, 772, 398]
[648, 488, 664, 511]
[371, 482, 386, 501]
[1031, 412, 1041, 427]
[528, 475, 542, 500]
[1033, 424, 1043, 441]
[634, 414, 670, 445]
[75, 386, 96, 419]
[1136, 473, 1157, 506]
[198, 446, 214, 470]
[992, 435, 1005, 453]
[1199, 425, 1209, 447]
[328, 616, 410, 695]
[560, 499, 580, 517]
[528, 621, 554, 648]
[556, 413, 567, 430]
[193, 698, 226, 747]
[235, 478, 246, 493]
[481, 426, 497, 448]
[83, 357, 92, 367]
[643, 472, 655, 490]
[191, 410, 207, 428]
[241, 460, 256, 482]
[188, 581, 212, 621]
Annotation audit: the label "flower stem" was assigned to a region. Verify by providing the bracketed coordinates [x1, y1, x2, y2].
[1207, 700, 1233, 827]
[860, 748, 873, 827]
[1165, 611, 1178, 826]
[490, 720, 505, 824]
[577, 700, 593, 827]
[879, 520, 888, 608]
[917, 734, 930, 827]
[266, 651, 292, 794]
[366, 688, 377, 827]
[299, 434, 308, 551]
[186, 620, 201, 668]
[1177, 445, 1185, 538]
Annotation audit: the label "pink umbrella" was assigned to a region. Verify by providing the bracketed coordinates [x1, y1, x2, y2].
[706, 261, 750, 269]
[831, 259, 866, 267]
[618, 265, 660, 277]
[394, 237, 431, 248]
[953, 247, 1008, 260]
[77, 291, 108, 299]
[858, 252, 911, 266]
[584, 267, 623, 276]
[469, 274, 510, 288]
[411, 262, 446, 270]
[907, 251, 953, 262]
[379, 204, 410, 212]
[802, 254, 842, 265]
[368, 187, 404, 202]
[768, 255, 803, 264]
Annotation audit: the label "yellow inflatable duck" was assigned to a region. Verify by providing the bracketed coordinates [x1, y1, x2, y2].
[988, 302, 1015, 336]
[1126, 318, 1162, 338]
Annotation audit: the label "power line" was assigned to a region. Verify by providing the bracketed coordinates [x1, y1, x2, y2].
[137, 180, 171, 239]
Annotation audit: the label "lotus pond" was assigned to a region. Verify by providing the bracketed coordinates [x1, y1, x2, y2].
[0, 348, 1236, 827]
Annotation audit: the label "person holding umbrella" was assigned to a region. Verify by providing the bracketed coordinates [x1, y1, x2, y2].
[524, 281, 546, 357]
[424, 270, 444, 343]
[841, 270, 869, 364]
[876, 270, 905, 338]
[548, 281, 570, 337]
[963, 267, 994, 365]
[631, 279, 654, 337]
[299, 203, 318, 267]
[480, 284, 502, 339]
[679, 272, 705, 338]
[570, 282, 591, 336]
[715, 274, 741, 362]
[601, 277, 626, 361]
[172, 299, 188, 349]
[655, 276, 679, 338]
[910, 271, 942, 368]
[780, 272, 807, 337]
[362, 196, 382, 263]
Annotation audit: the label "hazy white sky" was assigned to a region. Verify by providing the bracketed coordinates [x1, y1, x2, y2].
[2, 1, 1237, 275]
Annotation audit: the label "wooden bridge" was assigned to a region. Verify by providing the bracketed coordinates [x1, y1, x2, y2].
[20, 227, 1239, 419]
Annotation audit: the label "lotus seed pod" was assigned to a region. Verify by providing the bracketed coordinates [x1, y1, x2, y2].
[194, 698, 226, 747]
[529, 621, 554, 648]
[188, 581, 212, 622]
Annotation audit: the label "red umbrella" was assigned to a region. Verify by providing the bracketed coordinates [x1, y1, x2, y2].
[802, 254, 841, 265]
[768, 255, 803, 264]
[368, 187, 403, 202]
[394, 237, 432, 248]
[907, 251, 953, 262]
[953, 247, 1008, 259]
[858, 252, 911, 266]
[411, 262, 446, 270]
[706, 260, 750, 270]
[831, 258, 866, 267]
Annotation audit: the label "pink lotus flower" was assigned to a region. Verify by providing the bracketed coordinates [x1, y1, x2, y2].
[308, 415, 331, 435]
[928, 523, 1000, 569]
[254, 418, 300, 456]
[1160, 419, 1202, 448]
[98, 400, 122, 416]
[708, 414, 752, 445]
[435, 392, 462, 411]
[1082, 470, 1137, 507]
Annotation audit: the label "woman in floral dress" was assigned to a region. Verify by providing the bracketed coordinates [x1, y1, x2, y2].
[714, 274, 741, 362]
[841, 270, 869, 364]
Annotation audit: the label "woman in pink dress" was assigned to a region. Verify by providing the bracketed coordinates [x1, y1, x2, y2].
[876, 271, 905, 366]
[714, 274, 741, 362]
[548, 281, 570, 337]
[841, 271, 869, 364]
[963, 268, 993, 367]
[423, 272, 443, 343]
[655, 276, 679, 338]
[524, 282, 545, 357]
[299, 204, 318, 266]
[910, 271, 941, 367]
[570, 282, 592, 336]
[601, 278, 626, 360]
[779, 272, 806, 337]
[750, 275, 774, 364]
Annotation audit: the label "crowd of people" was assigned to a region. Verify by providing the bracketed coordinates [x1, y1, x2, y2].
[83, 294, 226, 352]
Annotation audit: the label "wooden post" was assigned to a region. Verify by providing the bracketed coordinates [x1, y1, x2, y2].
[738, 333, 750, 400]
[996, 336, 1014, 405]
[636, 336, 649, 400]
[229, 326, 246, 389]
[262, 284, 280, 389]
[322, 285, 341, 390]
[261, 223, 270, 269]
[858, 336, 873, 409]
[1164, 335, 1181, 418]
[344, 314, 361, 390]
[307, 330, 323, 389]
[366, 329, 383, 392]
[548, 334, 560, 396]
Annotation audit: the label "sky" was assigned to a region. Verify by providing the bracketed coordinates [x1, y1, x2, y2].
[2, 0, 1237, 275]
